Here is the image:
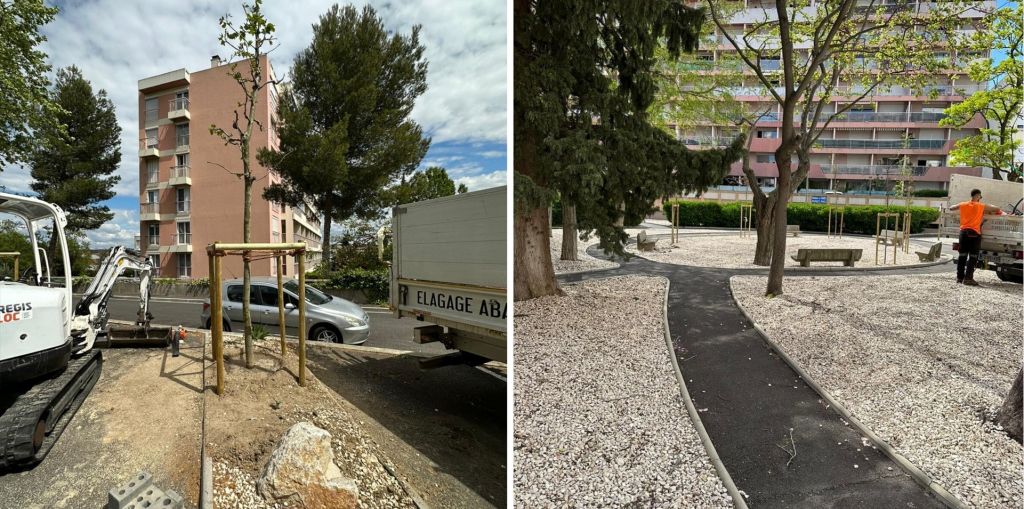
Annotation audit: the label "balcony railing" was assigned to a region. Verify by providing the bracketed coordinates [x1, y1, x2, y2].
[171, 165, 190, 179]
[815, 139, 946, 149]
[140, 138, 158, 150]
[817, 111, 947, 123]
[176, 201, 190, 215]
[169, 97, 189, 111]
[140, 203, 159, 215]
[821, 164, 930, 176]
[173, 233, 192, 245]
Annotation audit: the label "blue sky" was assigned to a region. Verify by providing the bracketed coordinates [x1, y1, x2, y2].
[3, 0, 507, 247]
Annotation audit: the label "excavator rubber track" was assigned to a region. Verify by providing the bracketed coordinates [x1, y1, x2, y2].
[0, 349, 102, 469]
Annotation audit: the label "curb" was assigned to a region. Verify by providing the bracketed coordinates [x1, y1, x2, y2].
[725, 277, 969, 509]
[200, 329, 212, 509]
[658, 276, 749, 508]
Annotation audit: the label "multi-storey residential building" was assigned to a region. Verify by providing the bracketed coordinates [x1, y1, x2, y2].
[138, 55, 323, 279]
[677, 0, 992, 193]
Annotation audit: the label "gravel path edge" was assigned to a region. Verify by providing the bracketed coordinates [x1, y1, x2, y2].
[725, 277, 970, 509]
[659, 276, 750, 509]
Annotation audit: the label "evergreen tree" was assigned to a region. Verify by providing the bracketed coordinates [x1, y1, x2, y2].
[260, 4, 430, 269]
[514, 0, 746, 300]
[390, 166, 465, 204]
[29, 66, 121, 235]
[0, 0, 61, 166]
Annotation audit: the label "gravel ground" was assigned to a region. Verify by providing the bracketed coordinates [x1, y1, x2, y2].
[629, 232, 948, 268]
[549, 228, 619, 274]
[514, 276, 733, 507]
[731, 272, 1023, 508]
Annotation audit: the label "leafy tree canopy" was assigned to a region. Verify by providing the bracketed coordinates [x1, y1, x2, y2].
[389, 166, 467, 205]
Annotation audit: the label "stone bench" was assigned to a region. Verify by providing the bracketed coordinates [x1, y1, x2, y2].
[637, 231, 657, 252]
[787, 224, 800, 237]
[915, 242, 942, 262]
[876, 229, 905, 245]
[790, 248, 863, 267]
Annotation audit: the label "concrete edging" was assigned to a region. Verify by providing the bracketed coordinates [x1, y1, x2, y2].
[658, 276, 749, 509]
[725, 277, 969, 509]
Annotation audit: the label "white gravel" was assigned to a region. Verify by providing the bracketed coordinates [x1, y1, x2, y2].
[629, 232, 949, 269]
[514, 276, 733, 508]
[549, 228, 619, 274]
[731, 271, 1023, 508]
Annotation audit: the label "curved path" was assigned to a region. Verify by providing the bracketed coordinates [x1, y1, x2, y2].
[560, 239, 955, 508]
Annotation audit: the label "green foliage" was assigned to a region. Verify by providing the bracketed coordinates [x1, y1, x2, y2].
[330, 218, 389, 271]
[388, 166, 462, 205]
[315, 267, 389, 303]
[187, 277, 210, 288]
[516, 0, 746, 258]
[0, 0, 61, 166]
[913, 189, 949, 198]
[29, 66, 121, 232]
[940, 4, 1022, 181]
[251, 324, 268, 341]
[662, 200, 940, 234]
[0, 220, 33, 279]
[260, 4, 430, 268]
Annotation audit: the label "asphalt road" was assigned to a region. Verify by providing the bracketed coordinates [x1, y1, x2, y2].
[93, 294, 448, 354]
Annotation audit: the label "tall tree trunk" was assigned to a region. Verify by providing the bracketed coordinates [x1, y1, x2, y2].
[613, 200, 625, 228]
[767, 149, 793, 297]
[560, 202, 578, 261]
[753, 192, 776, 266]
[997, 368, 1023, 444]
[514, 204, 562, 301]
[242, 151, 254, 368]
[320, 201, 333, 270]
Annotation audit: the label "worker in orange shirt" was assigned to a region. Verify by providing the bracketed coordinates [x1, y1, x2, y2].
[949, 188, 1005, 285]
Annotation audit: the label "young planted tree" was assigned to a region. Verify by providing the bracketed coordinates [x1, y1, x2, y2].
[514, 0, 746, 300]
[0, 0, 61, 166]
[707, 0, 967, 294]
[209, 0, 278, 368]
[29, 66, 121, 264]
[260, 5, 430, 270]
[940, 4, 1023, 182]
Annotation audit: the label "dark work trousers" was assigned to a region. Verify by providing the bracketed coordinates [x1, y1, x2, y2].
[956, 229, 982, 281]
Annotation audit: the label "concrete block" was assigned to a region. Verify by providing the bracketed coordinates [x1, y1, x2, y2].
[109, 472, 183, 509]
[108, 472, 151, 509]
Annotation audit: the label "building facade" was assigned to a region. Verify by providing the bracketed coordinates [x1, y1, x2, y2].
[137, 56, 323, 279]
[677, 0, 993, 193]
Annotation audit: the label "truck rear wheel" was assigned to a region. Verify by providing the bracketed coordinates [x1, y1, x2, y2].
[996, 264, 1023, 284]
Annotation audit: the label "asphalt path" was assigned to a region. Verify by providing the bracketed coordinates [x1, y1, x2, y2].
[90, 294, 448, 354]
[556, 238, 953, 508]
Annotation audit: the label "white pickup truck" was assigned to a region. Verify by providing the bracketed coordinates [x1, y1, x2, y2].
[390, 186, 507, 365]
[939, 174, 1023, 283]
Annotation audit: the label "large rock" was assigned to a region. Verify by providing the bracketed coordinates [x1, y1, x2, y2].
[257, 422, 359, 508]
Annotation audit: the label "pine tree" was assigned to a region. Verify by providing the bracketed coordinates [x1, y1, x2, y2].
[389, 166, 463, 205]
[29, 66, 121, 235]
[513, 0, 746, 300]
[259, 4, 430, 270]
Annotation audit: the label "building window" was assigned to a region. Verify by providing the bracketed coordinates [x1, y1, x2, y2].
[177, 253, 191, 278]
[176, 188, 190, 214]
[149, 254, 160, 271]
[176, 222, 191, 244]
[147, 223, 159, 246]
[145, 128, 158, 148]
[145, 98, 158, 122]
[146, 159, 159, 184]
[147, 190, 159, 205]
[173, 91, 189, 110]
[176, 123, 189, 148]
[755, 154, 776, 163]
[756, 130, 778, 139]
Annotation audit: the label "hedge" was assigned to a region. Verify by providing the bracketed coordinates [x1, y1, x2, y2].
[315, 267, 390, 303]
[662, 200, 940, 235]
[912, 189, 948, 197]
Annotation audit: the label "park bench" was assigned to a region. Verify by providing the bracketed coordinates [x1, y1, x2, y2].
[786, 224, 800, 237]
[637, 231, 658, 251]
[915, 242, 942, 262]
[790, 248, 863, 267]
[876, 229, 905, 246]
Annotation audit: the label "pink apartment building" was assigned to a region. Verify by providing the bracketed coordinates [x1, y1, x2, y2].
[678, 0, 992, 192]
[137, 55, 323, 279]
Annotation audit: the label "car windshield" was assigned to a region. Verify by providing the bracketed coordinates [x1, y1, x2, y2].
[282, 280, 332, 305]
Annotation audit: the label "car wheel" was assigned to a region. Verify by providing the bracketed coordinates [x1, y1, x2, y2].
[310, 324, 342, 343]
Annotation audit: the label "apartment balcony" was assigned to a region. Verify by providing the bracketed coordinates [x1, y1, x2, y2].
[820, 164, 930, 177]
[169, 165, 191, 186]
[145, 235, 160, 249]
[139, 138, 159, 158]
[175, 201, 190, 217]
[140, 202, 160, 221]
[169, 233, 192, 253]
[144, 172, 160, 189]
[815, 139, 945, 149]
[175, 135, 190, 154]
[167, 97, 190, 122]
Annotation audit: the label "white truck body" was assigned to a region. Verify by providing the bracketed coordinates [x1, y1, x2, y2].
[390, 186, 507, 362]
[939, 174, 1023, 282]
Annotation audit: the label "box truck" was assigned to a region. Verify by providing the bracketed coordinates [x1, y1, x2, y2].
[939, 174, 1023, 283]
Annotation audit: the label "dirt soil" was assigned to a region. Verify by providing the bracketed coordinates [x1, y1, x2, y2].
[0, 337, 203, 508]
[206, 338, 416, 509]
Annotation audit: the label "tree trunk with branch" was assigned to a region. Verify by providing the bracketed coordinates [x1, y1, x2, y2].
[998, 367, 1023, 443]
[560, 202, 578, 261]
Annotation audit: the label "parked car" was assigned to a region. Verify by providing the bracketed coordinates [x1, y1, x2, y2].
[201, 277, 370, 344]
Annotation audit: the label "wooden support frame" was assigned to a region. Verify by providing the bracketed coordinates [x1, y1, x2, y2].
[739, 204, 753, 238]
[828, 206, 845, 239]
[670, 203, 680, 245]
[902, 211, 912, 253]
[206, 242, 308, 395]
[875, 213, 901, 265]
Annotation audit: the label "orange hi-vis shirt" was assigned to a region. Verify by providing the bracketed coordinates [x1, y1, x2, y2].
[958, 201, 985, 234]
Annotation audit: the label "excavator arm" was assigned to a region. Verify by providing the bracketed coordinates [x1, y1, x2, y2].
[70, 246, 154, 353]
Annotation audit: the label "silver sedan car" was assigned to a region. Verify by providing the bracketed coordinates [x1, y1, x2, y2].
[201, 277, 370, 344]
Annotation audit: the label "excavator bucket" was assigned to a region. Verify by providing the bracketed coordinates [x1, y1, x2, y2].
[103, 325, 173, 348]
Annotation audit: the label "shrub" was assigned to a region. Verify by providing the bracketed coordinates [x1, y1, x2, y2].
[662, 200, 940, 234]
[317, 267, 390, 303]
[912, 189, 948, 198]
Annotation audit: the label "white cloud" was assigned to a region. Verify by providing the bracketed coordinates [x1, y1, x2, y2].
[82, 208, 139, 249]
[456, 170, 506, 191]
